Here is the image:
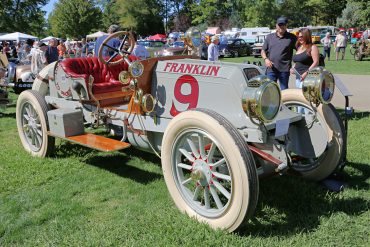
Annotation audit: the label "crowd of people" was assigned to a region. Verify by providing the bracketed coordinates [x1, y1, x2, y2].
[0, 37, 94, 78]
[1, 21, 368, 90]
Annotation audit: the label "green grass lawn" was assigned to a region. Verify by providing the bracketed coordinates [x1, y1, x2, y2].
[221, 45, 370, 75]
[0, 92, 369, 246]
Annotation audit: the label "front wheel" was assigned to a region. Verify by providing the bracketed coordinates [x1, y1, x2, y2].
[282, 89, 345, 181]
[16, 90, 55, 157]
[349, 44, 357, 55]
[161, 109, 259, 232]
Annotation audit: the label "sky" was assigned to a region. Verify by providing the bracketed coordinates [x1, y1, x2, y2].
[42, 0, 58, 18]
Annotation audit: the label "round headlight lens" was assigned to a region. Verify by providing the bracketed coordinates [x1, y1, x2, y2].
[242, 75, 281, 122]
[129, 60, 144, 78]
[260, 82, 281, 121]
[302, 67, 335, 105]
[320, 72, 335, 104]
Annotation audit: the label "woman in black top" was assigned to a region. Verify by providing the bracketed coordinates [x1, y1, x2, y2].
[290, 28, 319, 88]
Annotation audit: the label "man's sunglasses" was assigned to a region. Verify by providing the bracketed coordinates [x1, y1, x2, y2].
[278, 23, 287, 27]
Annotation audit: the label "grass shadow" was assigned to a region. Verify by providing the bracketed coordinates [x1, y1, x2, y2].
[53, 140, 100, 158]
[237, 169, 369, 237]
[84, 153, 162, 184]
[125, 147, 162, 166]
[54, 141, 162, 185]
[0, 112, 16, 119]
[338, 162, 370, 190]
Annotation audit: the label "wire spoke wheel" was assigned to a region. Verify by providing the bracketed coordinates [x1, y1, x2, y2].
[16, 90, 55, 157]
[161, 109, 258, 232]
[173, 129, 232, 217]
[21, 102, 43, 151]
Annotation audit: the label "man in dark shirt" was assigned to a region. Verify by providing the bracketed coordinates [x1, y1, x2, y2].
[45, 38, 59, 64]
[261, 17, 297, 90]
[94, 24, 121, 57]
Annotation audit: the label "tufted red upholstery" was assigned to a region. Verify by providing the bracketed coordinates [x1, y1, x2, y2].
[60, 56, 137, 94]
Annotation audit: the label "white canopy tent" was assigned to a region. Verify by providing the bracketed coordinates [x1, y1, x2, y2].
[0, 32, 38, 42]
[86, 31, 107, 40]
[40, 36, 58, 42]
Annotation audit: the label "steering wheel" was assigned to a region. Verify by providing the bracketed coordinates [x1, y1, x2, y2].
[98, 31, 135, 66]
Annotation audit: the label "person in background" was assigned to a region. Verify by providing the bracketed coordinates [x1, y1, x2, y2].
[15, 42, 22, 58]
[207, 35, 219, 61]
[45, 38, 59, 63]
[321, 32, 332, 61]
[2, 43, 11, 58]
[261, 16, 297, 90]
[30, 42, 48, 76]
[290, 28, 319, 89]
[131, 32, 149, 60]
[64, 38, 71, 58]
[334, 30, 346, 61]
[94, 24, 120, 56]
[81, 38, 88, 57]
[57, 41, 66, 60]
[74, 42, 82, 57]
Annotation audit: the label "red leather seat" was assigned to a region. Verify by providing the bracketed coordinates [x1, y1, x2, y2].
[60, 57, 136, 94]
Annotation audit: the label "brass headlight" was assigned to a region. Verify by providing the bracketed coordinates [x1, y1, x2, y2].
[118, 71, 130, 84]
[242, 75, 281, 122]
[128, 60, 144, 78]
[141, 94, 155, 113]
[302, 67, 335, 105]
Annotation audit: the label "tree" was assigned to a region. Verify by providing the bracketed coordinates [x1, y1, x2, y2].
[336, 1, 362, 28]
[115, 0, 165, 35]
[48, 0, 102, 39]
[277, 0, 310, 27]
[320, 0, 346, 26]
[96, 0, 120, 30]
[166, 0, 195, 32]
[0, 0, 48, 36]
[191, 0, 234, 30]
[243, 0, 279, 28]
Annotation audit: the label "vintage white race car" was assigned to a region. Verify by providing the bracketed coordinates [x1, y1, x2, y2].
[16, 30, 346, 232]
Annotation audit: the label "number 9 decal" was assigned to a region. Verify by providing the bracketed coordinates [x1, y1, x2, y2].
[170, 75, 199, 116]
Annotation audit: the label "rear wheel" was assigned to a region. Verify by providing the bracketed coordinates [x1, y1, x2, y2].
[282, 89, 345, 181]
[16, 90, 55, 157]
[354, 50, 363, 61]
[161, 109, 258, 232]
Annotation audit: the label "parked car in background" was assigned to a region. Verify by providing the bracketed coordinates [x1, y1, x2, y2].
[155, 41, 186, 57]
[219, 38, 251, 57]
[138, 40, 167, 58]
[0, 53, 33, 94]
[171, 41, 185, 47]
[252, 34, 267, 57]
[311, 32, 321, 44]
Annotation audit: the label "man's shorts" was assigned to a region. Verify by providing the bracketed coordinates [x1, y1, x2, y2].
[336, 47, 346, 52]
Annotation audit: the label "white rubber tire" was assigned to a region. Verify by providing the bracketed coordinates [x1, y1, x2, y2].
[161, 109, 258, 232]
[16, 90, 55, 157]
[282, 89, 344, 181]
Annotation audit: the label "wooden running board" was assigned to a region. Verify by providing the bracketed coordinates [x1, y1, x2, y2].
[94, 90, 133, 101]
[48, 132, 131, 152]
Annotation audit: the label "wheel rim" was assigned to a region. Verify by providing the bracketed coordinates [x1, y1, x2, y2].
[284, 101, 328, 172]
[20, 102, 43, 152]
[171, 128, 233, 218]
